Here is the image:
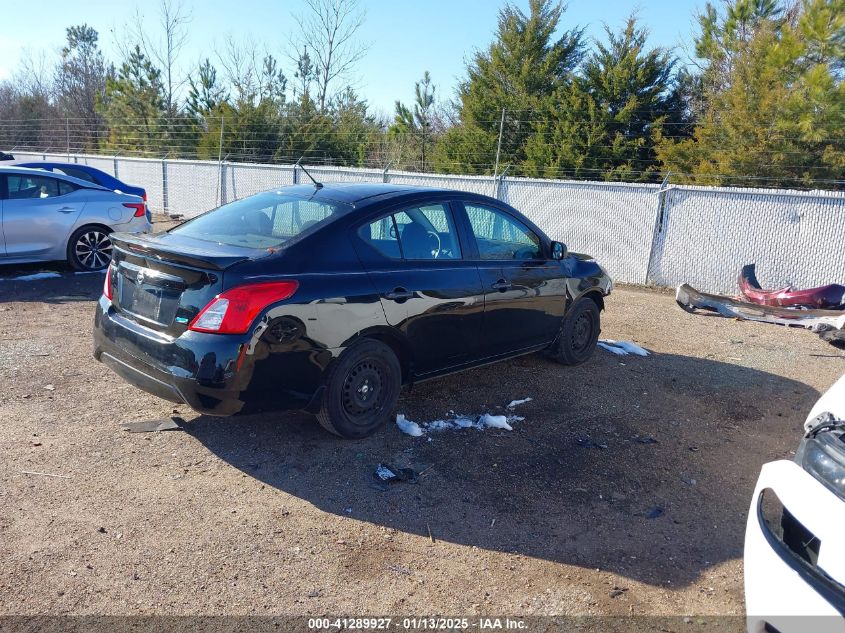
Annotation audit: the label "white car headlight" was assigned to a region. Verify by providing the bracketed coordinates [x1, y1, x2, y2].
[796, 420, 845, 500]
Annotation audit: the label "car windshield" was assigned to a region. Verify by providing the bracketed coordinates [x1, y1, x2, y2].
[170, 192, 348, 249]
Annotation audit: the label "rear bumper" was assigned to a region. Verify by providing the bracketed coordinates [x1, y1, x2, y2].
[744, 460, 845, 633]
[93, 296, 252, 415]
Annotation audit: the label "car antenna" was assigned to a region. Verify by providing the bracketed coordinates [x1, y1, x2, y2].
[295, 157, 323, 189]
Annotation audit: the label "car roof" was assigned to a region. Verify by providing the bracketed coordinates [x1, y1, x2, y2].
[17, 161, 106, 173]
[0, 165, 111, 191]
[279, 182, 494, 207]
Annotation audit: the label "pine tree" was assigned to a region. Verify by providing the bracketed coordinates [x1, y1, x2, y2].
[186, 59, 227, 119]
[435, 0, 584, 173]
[657, 0, 845, 188]
[56, 24, 107, 149]
[525, 16, 681, 181]
[391, 71, 437, 170]
[98, 45, 166, 155]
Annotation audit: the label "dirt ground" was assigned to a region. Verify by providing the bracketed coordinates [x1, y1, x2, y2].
[1, 252, 843, 619]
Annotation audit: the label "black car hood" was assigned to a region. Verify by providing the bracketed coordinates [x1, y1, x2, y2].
[110, 231, 272, 270]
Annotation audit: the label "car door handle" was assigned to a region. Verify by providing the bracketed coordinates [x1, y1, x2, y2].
[57, 206, 76, 213]
[385, 288, 414, 302]
[492, 279, 512, 292]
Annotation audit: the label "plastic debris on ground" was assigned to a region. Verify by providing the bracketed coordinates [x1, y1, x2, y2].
[372, 463, 418, 486]
[121, 416, 186, 433]
[633, 435, 659, 444]
[395, 398, 531, 438]
[598, 339, 650, 356]
[576, 436, 608, 449]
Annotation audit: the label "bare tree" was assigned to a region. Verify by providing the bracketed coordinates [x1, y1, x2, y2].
[120, 0, 192, 116]
[216, 35, 262, 104]
[14, 48, 56, 100]
[292, 0, 369, 111]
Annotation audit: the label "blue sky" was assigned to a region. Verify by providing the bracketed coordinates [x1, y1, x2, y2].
[0, 0, 703, 116]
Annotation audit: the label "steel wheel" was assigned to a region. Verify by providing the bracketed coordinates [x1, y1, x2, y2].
[316, 339, 402, 439]
[73, 229, 112, 270]
[341, 360, 386, 420]
[570, 311, 594, 353]
[548, 297, 601, 366]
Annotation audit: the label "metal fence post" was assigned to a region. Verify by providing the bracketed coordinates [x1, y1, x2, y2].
[493, 108, 505, 179]
[216, 115, 225, 206]
[494, 165, 511, 201]
[382, 162, 392, 183]
[113, 155, 119, 179]
[221, 156, 229, 205]
[643, 172, 672, 285]
[161, 156, 169, 215]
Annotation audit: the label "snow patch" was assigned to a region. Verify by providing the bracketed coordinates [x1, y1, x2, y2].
[1, 272, 62, 281]
[478, 413, 513, 431]
[506, 397, 532, 409]
[598, 339, 650, 357]
[395, 404, 528, 438]
[597, 342, 627, 355]
[395, 414, 424, 437]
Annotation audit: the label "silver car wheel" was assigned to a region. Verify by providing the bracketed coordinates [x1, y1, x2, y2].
[74, 230, 113, 270]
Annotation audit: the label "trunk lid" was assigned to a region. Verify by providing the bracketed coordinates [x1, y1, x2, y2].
[108, 232, 270, 336]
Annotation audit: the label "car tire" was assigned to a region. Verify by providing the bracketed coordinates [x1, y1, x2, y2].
[548, 297, 601, 366]
[315, 339, 402, 439]
[67, 225, 113, 271]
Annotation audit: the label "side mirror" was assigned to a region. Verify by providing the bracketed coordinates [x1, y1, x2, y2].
[551, 241, 567, 260]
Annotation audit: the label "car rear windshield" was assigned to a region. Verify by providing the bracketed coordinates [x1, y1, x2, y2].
[170, 192, 348, 249]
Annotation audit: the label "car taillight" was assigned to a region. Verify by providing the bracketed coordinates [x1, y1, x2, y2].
[141, 191, 147, 202]
[123, 202, 146, 217]
[103, 263, 114, 301]
[188, 281, 298, 334]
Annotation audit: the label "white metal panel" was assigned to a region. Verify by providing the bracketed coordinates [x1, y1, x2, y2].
[224, 162, 294, 203]
[387, 170, 496, 197]
[164, 160, 219, 217]
[501, 177, 660, 284]
[115, 158, 165, 214]
[647, 186, 845, 293]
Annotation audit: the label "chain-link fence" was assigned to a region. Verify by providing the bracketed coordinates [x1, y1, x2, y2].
[11, 151, 845, 294]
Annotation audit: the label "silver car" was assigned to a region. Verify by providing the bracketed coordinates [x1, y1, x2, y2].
[0, 166, 151, 271]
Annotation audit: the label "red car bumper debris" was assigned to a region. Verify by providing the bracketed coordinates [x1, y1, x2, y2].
[739, 264, 845, 309]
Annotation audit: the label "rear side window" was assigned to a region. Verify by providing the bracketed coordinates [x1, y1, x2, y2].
[7, 175, 64, 199]
[58, 181, 78, 195]
[360, 215, 402, 259]
[170, 192, 348, 249]
[359, 203, 462, 261]
[56, 167, 98, 184]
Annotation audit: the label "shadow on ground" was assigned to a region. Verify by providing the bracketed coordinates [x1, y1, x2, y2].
[181, 349, 817, 589]
[0, 262, 103, 303]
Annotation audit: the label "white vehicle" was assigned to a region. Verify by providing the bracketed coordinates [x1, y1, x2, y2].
[0, 166, 151, 271]
[745, 372, 845, 633]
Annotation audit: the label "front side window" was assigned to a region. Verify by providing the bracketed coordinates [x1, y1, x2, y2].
[170, 192, 348, 249]
[7, 175, 62, 200]
[359, 203, 462, 261]
[464, 203, 542, 261]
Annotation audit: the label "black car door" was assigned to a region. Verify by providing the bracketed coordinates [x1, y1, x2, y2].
[354, 200, 485, 375]
[457, 200, 567, 357]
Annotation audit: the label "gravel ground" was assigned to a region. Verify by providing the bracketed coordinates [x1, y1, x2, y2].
[1, 252, 843, 618]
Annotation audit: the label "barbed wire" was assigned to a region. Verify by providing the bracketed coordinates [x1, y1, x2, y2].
[4, 110, 841, 188]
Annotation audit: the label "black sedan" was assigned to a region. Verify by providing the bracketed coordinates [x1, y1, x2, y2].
[93, 183, 612, 438]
